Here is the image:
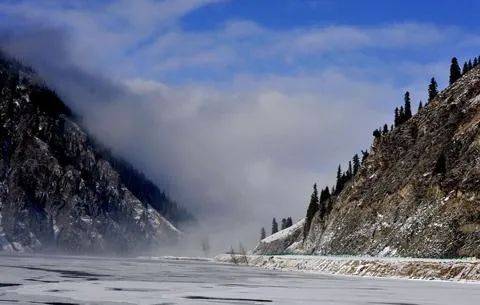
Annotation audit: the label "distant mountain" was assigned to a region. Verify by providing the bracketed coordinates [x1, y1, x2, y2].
[0, 53, 192, 253]
[255, 63, 480, 258]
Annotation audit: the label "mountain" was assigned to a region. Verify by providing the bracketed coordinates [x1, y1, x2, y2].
[0, 53, 190, 254]
[255, 64, 480, 258]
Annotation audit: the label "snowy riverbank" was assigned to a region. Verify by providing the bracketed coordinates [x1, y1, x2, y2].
[215, 254, 480, 282]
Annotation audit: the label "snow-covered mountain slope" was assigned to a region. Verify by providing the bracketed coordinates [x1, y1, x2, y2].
[0, 54, 183, 253]
[254, 66, 480, 258]
[253, 219, 304, 255]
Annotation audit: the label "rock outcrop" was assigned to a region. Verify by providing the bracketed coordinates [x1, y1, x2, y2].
[0, 54, 183, 253]
[254, 65, 480, 258]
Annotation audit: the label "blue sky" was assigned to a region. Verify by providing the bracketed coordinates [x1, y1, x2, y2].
[182, 0, 480, 30]
[1, 0, 480, 245]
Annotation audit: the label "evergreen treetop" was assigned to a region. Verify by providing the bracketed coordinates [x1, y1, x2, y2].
[450, 57, 462, 85]
[404, 91, 412, 120]
[428, 77, 438, 102]
[304, 184, 319, 239]
[272, 218, 278, 235]
[260, 227, 266, 240]
[352, 154, 360, 175]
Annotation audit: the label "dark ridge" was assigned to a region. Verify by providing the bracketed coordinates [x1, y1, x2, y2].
[30, 86, 73, 117]
[0, 51, 194, 227]
[100, 150, 196, 226]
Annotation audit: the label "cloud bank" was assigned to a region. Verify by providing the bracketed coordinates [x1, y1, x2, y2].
[1, 0, 479, 251]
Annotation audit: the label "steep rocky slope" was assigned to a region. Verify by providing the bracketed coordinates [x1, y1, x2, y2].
[255, 66, 480, 258]
[0, 55, 184, 253]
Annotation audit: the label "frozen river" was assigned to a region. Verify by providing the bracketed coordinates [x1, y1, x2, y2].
[0, 254, 479, 305]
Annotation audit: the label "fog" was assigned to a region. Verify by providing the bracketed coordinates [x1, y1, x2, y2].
[1, 1, 474, 253]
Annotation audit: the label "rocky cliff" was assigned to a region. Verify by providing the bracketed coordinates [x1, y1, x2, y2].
[255, 65, 480, 258]
[0, 54, 184, 254]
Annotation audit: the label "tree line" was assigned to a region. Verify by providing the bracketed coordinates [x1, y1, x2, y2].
[304, 54, 479, 239]
[259, 216, 293, 240]
[373, 55, 480, 138]
[259, 54, 480, 244]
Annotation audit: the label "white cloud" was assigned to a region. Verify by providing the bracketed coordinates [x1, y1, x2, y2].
[1, 1, 479, 251]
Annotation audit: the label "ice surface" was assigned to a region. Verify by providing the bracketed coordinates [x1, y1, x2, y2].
[0, 254, 479, 304]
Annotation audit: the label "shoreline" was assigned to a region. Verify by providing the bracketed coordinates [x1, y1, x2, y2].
[215, 254, 480, 282]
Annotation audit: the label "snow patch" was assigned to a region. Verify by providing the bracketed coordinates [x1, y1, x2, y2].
[262, 219, 305, 243]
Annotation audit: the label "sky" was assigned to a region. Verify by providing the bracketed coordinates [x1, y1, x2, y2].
[1, 0, 480, 251]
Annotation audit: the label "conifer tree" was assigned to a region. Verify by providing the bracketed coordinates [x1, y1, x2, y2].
[320, 186, 330, 202]
[394, 107, 399, 127]
[450, 57, 462, 85]
[318, 188, 326, 218]
[281, 218, 287, 230]
[352, 154, 360, 175]
[468, 60, 473, 71]
[382, 124, 389, 135]
[404, 91, 412, 120]
[418, 101, 423, 111]
[272, 218, 278, 235]
[463, 61, 469, 74]
[474, 58, 478, 67]
[373, 128, 381, 138]
[428, 77, 438, 102]
[347, 161, 353, 178]
[304, 184, 319, 238]
[286, 217, 293, 228]
[399, 106, 405, 125]
[361, 150, 369, 163]
[335, 165, 343, 193]
[260, 227, 266, 240]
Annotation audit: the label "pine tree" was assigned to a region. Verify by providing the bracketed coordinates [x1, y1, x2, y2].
[281, 218, 287, 230]
[463, 61, 469, 74]
[304, 184, 319, 238]
[272, 218, 278, 235]
[347, 161, 353, 178]
[361, 150, 369, 163]
[382, 124, 389, 135]
[450, 57, 462, 85]
[404, 91, 412, 120]
[394, 107, 399, 127]
[418, 101, 423, 111]
[286, 217, 293, 228]
[399, 106, 405, 125]
[320, 186, 330, 202]
[373, 128, 381, 138]
[335, 165, 344, 193]
[468, 60, 473, 71]
[352, 154, 360, 175]
[474, 58, 479, 67]
[428, 77, 438, 102]
[319, 188, 326, 218]
[260, 227, 266, 240]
